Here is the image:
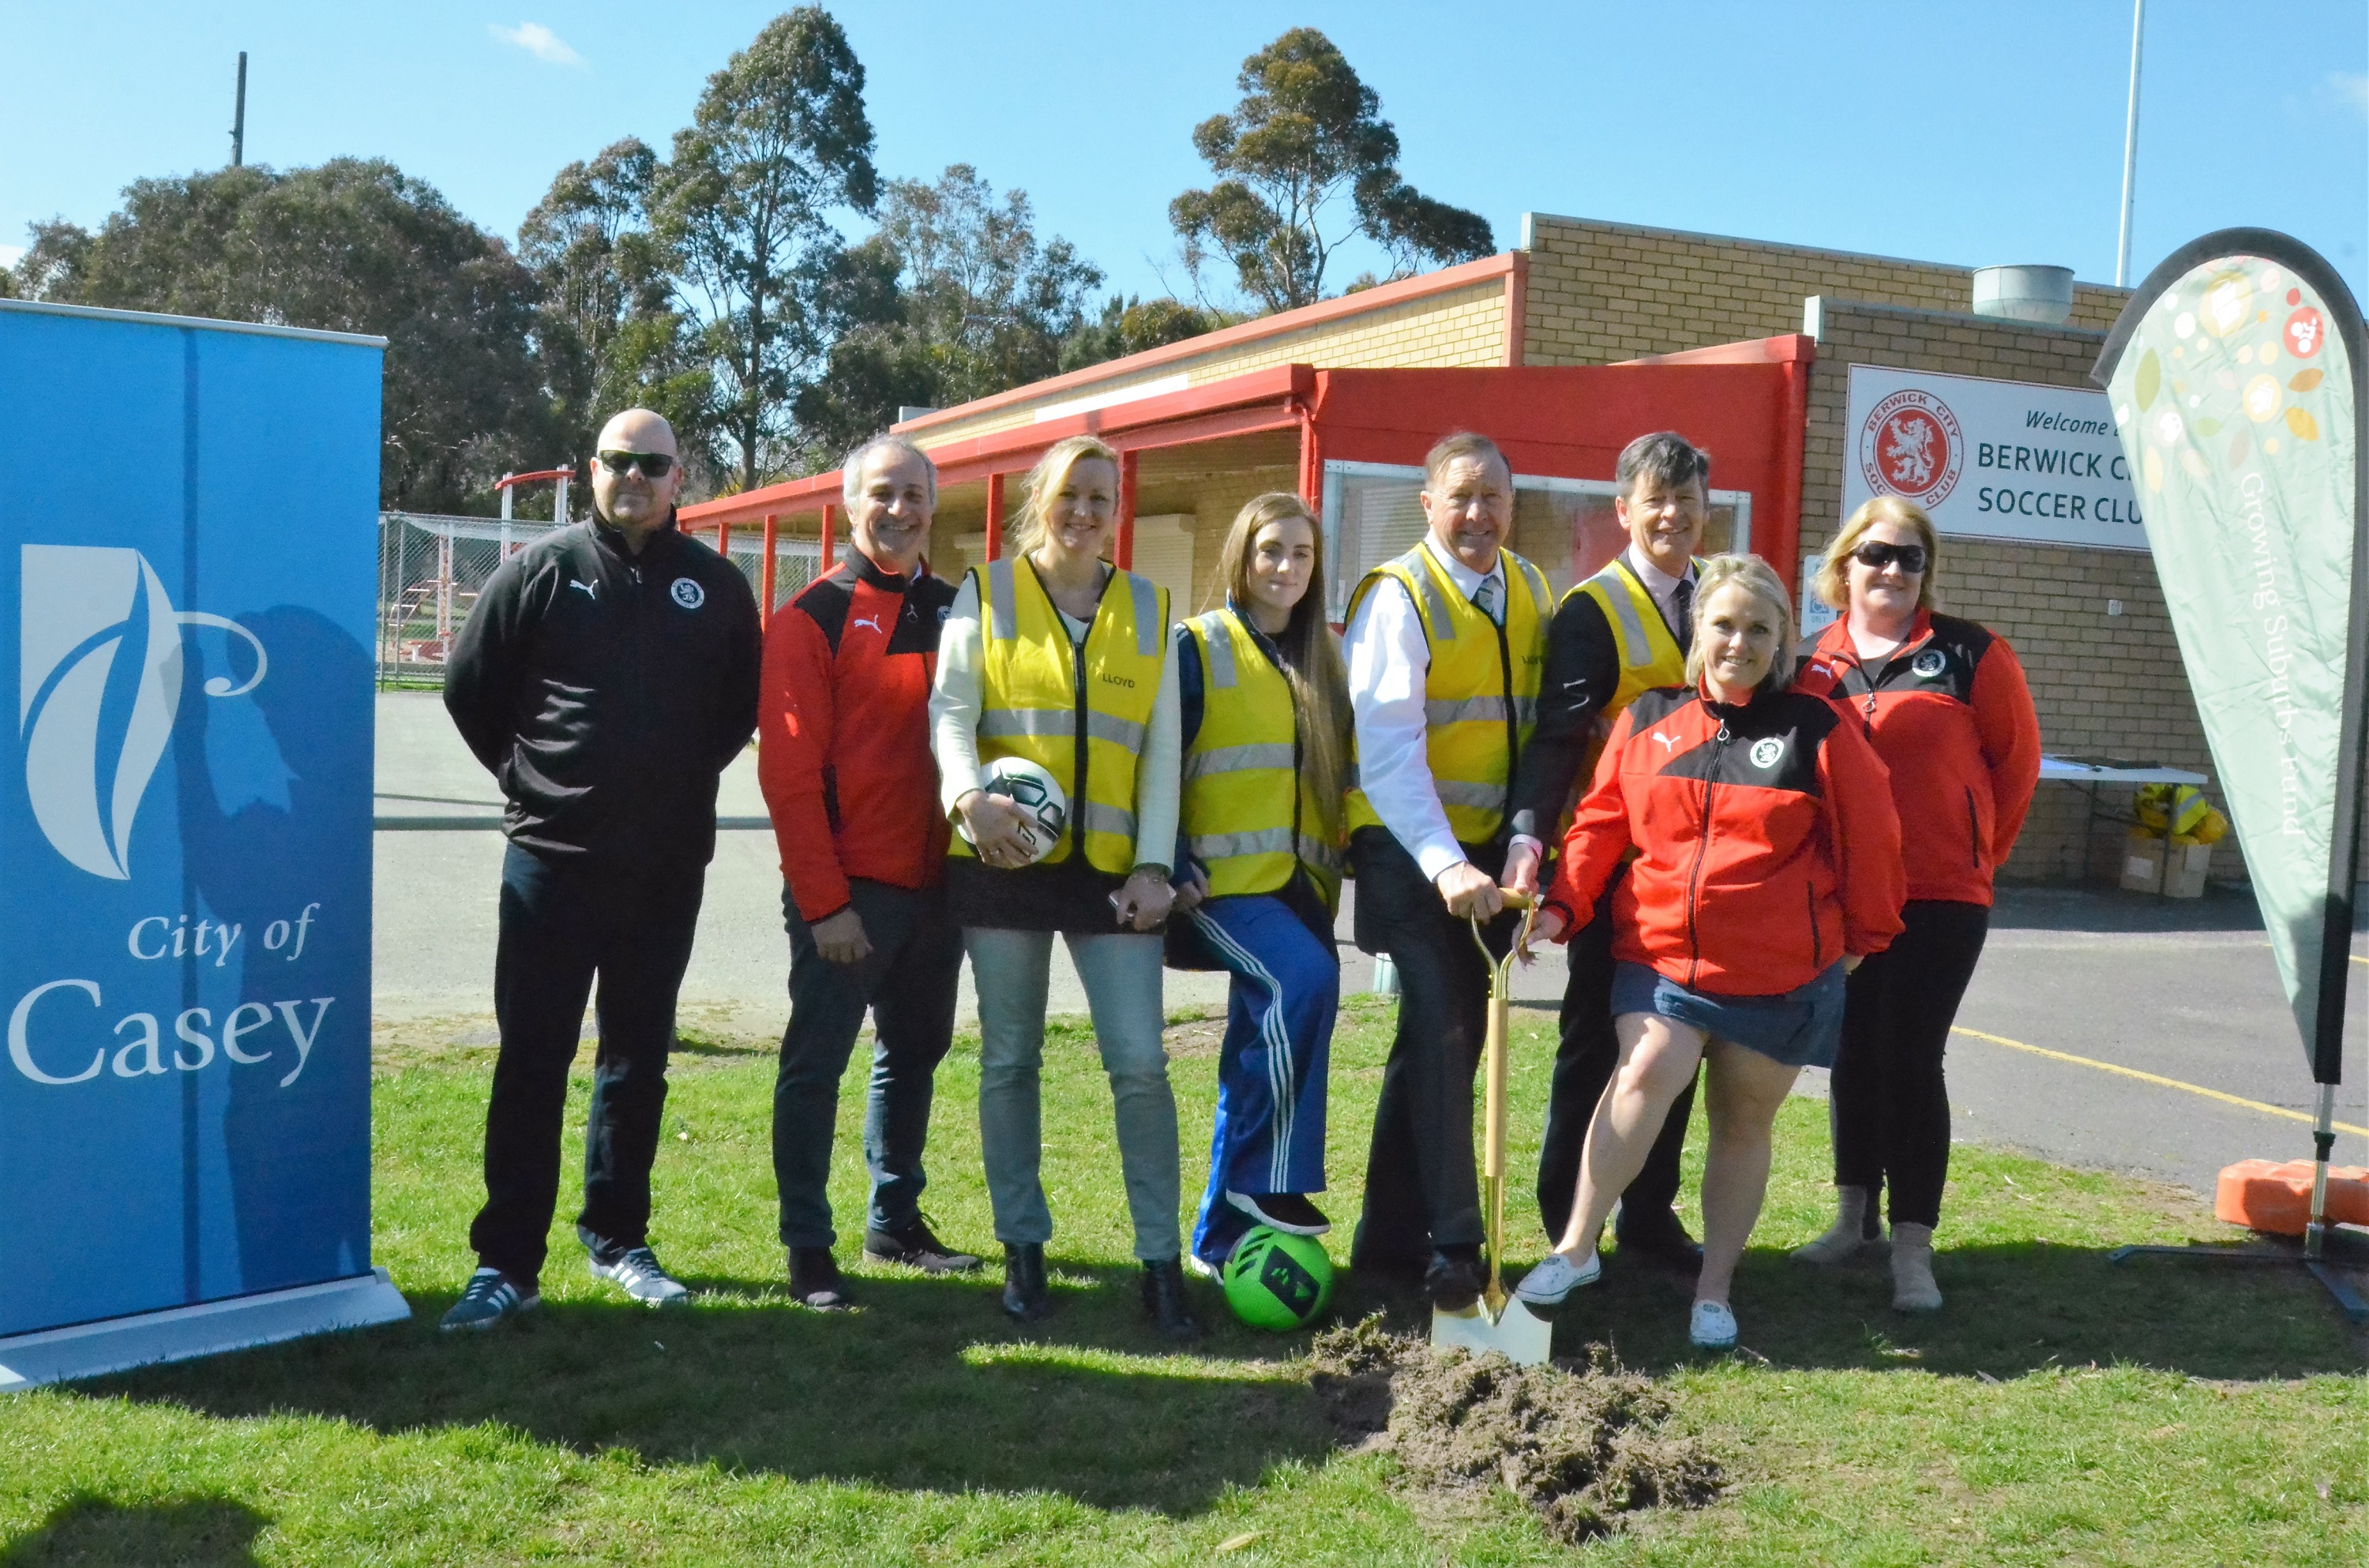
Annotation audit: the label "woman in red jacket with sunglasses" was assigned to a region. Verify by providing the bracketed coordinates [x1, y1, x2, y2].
[1790, 497, 2040, 1312]
[1514, 554, 1905, 1350]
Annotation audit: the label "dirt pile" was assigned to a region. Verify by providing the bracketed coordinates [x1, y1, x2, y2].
[1307, 1315, 1723, 1543]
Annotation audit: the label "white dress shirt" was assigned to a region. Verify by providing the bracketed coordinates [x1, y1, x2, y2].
[930, 571, 1182, 870]
[1343, 532, 1507, 882]
[1624, 542, 1696, 632]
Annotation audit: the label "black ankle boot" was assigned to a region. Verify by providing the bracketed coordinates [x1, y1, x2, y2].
[1140, 1257, 1203, 1339]
[1001, 1243, 1053, 1322]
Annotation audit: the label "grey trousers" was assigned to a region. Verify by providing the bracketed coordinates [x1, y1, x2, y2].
[966, 928, 1181, 1261]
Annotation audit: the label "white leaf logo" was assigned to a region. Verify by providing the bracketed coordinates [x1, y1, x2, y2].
[19, 546, 266, 880]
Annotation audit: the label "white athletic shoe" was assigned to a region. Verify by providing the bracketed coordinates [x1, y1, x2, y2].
[1688, 1299, 1738, 1350]
[1513, 1250, 1601, 1310]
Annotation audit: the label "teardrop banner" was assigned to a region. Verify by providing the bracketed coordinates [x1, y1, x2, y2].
[2093, 230, 2368, 1303]
[0, 300, 409, 1388]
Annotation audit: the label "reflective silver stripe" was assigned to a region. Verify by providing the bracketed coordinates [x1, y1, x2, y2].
[1183, 742, 1294, 781]
[1434, 779, 1509, 809]
[1079, 801, 1137, 839]
[986, 558, 1018, 642]
[977, 708, 1073, 740]
[1296, 834, 1343, 872]
[1128, 572, 1162, 656]
[1514, 553, 1551, 616]
[1190, 827, 1297, 861]
[1395, 548, 1456, 640]
[1194, 610, 1237, 688]
[1424, 695, 1537, 726]
[1586, 564, 1649, 666]
[1086, 711, 1147, 749]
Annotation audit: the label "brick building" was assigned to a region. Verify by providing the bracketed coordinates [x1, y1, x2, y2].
[685, 212, 2236, 886]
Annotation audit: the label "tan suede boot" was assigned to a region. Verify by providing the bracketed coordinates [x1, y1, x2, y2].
[1792, 1185, 1877, 1264]
[1890, 1221, 1943, 1311]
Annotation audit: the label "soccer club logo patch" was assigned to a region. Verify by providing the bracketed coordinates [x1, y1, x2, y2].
[1910, 647, 1948, 680]
[1748, 737, 1786, 770]
[670, 577, 706, 610]
[1858, 388, 1965, 506]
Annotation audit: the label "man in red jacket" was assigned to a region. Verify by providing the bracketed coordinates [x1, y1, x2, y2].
[761, 433, 978, 1311]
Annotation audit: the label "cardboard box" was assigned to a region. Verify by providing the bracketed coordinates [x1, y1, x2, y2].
[2120, 831, 2213, 897]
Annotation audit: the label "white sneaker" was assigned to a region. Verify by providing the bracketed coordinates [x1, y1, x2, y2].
[1512, 1250, 1601, 1310]
[1689, 1299, 1738, 1350]
[1183, 1251, 1222, 1281]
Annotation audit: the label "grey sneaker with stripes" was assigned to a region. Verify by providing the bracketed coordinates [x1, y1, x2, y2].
[439, 1267, 539, 1332]
[589, 1245, 691, 1307]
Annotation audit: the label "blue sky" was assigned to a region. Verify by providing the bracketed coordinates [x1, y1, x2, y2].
[6, 2, 2364, 306]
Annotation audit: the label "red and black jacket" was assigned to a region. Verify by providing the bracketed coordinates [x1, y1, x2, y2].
[1796, 610, 2042, 907]
[757, 552, 956, 923]
[1541, 683, 1905, 997]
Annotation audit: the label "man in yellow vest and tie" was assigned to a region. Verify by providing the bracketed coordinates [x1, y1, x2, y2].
[1503, 431, 1714, 1266]
[1342, 431, 1552, 1311]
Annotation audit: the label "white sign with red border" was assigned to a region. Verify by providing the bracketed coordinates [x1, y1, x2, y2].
[1842, 364, 2146, 551]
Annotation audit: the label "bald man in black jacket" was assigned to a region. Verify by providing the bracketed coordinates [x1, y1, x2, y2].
[439, 408, 760, 1331]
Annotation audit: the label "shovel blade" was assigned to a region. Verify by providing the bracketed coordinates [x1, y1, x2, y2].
[1429, 1298, 1554, 1367]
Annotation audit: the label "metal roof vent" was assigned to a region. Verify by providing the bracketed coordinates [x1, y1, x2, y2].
[1971, 264, 2074, 325]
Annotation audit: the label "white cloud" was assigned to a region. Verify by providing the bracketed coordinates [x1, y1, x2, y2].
[2334, 72, 2369, 118]
[489, 22, 585, 67]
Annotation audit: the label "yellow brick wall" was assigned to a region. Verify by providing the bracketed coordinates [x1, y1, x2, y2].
[1800, 297, 2240, 887]
[1520, 213, 2129, 366]
[911, 283, 1507, 449]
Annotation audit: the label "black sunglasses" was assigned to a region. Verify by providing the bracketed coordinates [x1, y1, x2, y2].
[1852, 541, 1928, 574]
[599, 449, 676, 478]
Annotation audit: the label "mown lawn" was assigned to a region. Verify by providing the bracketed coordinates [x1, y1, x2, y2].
[1, 996, 2361, 1566]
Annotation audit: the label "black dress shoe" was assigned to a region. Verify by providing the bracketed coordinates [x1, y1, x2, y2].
[1615, 1209, 1706, 1266]
[1001, 1243, 1053, 1322]
[865, 1214, 984, 1274]
[1424, 1246, 1485, 1313]
[1140, 1257, 1203, 1339]
[787, 1247, 853, 1311]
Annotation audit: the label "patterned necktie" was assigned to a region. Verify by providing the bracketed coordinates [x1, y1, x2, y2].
[1473, 574, 1501, 625]
[1672, 576, 1694, 655]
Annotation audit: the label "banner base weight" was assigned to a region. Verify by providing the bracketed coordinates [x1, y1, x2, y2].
[0, 1269, 411, 1390]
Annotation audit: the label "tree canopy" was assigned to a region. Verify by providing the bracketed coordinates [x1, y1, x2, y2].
[1170, 28, 1493, 313]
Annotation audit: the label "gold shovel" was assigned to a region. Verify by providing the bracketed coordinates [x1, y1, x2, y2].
[1429, 888, 1555, 1367]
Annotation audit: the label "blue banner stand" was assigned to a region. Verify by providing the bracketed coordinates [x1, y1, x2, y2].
[0, 299, 410, 1387]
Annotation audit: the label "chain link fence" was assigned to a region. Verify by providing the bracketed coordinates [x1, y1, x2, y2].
[377, 512, 824, 686]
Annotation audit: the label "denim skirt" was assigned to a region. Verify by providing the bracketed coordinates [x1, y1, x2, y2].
[1609, 959, 1847, 1069]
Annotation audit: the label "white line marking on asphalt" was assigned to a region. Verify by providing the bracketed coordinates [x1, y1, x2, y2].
[1951, 1026, 2369, 1138]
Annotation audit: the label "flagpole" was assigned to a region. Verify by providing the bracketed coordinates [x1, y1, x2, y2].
[2115, 0, 2145, 287]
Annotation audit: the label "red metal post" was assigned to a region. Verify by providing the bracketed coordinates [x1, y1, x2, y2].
[1295, 400, 1322, 508]
[759, 513, 778, 626]
[820, 503, 836, 568]
[984, 472, 1004, 561]
[1115, 449, 1138, 570]
[716, 516, 734, 573]
[1770, 352, 1811, 591]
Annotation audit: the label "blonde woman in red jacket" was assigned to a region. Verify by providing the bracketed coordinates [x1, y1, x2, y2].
[1515, 554, 1905, 1349]
[1790, 497, 2040, 1311]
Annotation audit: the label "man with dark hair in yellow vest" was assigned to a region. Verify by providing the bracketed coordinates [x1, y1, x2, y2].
[1343, 431, 1552, 1311]
[1502, 430, 1712, 1266]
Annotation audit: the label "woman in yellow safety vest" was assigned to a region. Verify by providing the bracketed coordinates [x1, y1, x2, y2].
[929, 433, 1197, 1337]
[1168, 493, 1354, 1277]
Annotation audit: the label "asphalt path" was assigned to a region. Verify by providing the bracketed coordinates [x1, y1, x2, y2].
[374, 693, 2369, 1202]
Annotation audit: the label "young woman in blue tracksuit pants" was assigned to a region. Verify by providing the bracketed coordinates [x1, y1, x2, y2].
[1170, 493, 1354, 1274]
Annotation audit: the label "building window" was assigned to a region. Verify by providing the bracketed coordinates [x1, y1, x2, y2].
[1321, 460, 1751, 619]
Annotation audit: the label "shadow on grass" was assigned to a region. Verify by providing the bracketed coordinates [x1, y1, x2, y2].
[96, 1264, 1338, 1516]
[0, 1495, 267, 1566]
[1529, 1236, 2369, 1379]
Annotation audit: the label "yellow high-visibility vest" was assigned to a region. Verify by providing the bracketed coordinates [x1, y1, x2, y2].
[956, 555, 1167, 875]
[1180, 608, 1343, 909]
[1573, 554, 1701, 719]
[1342, 542, 1550, 846]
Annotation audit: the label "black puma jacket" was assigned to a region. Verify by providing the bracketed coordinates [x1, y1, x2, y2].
[445, 512, 760, 868]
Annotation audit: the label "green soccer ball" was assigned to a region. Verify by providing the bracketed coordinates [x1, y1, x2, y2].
[1222, 1225, 1334, 1331]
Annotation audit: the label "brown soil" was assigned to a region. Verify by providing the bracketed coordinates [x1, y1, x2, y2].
[1307, 1315, 1723, 1544]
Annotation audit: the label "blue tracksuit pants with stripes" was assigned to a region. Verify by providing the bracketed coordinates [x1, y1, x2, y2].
[1188, 894, 1337, 1269]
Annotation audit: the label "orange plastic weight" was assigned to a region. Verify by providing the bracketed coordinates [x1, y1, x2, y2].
[2214, 1159, 2369, 1235]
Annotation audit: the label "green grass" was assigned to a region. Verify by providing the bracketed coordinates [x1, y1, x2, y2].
[2, 996, 2363, 1566]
